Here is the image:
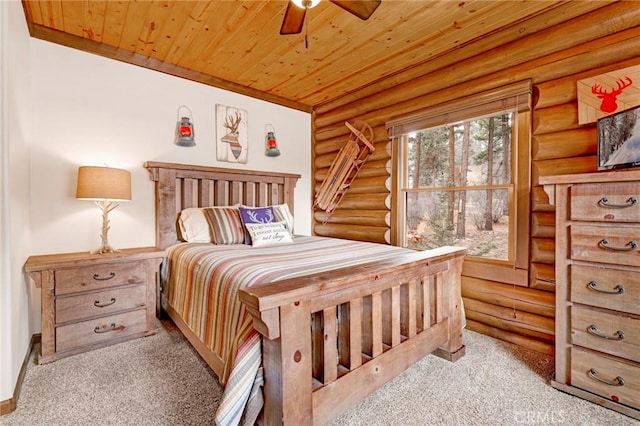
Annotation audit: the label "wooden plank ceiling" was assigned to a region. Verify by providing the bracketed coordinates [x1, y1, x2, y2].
[22, 0, 611, 111]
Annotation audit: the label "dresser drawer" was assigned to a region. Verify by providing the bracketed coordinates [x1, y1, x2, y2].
[570, 182, 640, 223]
[56, 309, 147, 353]
[571, 305, 640, 363]
[571, 347, 640, 409]
[570, 264, 640, 315]
[570, 225, 640, 267]
[56, 284, 147, 324]
[55, 261, 146, 295]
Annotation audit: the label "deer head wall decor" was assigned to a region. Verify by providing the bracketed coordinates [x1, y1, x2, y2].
[220, 111, 244, 159]
[216, 105, 248, 164]
[591, 76, 633, 113]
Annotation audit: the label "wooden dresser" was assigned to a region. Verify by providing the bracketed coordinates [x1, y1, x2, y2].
[540, 169, 640, 420]
[25, 247, 165, 364]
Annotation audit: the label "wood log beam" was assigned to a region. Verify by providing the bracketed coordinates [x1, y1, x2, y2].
[531, 212, 555, 239]
[531, 237, 556, 265]
[463, 298, 555, 336]
[461, 276, 555, 318]
[313, 223, 388, 244]
[466, 319, 554, 355]
[532, 128, 596, 161]
[530, 263, 556, 292]
[533, 156, 595, 183]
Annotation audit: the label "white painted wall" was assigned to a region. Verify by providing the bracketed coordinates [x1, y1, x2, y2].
[1, 0, 33, 404]
[30, 39, 312, 258]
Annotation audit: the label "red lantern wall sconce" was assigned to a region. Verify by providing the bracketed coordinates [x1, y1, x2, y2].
[265, 124, 281, 157]
[175, 105, 195, 147]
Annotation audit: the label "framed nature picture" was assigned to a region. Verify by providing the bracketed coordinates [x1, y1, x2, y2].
[597, 105, 640, 170]
[216, 105, 248, 164]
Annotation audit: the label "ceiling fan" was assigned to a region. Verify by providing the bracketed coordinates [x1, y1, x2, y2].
[280, 0, 382, 35]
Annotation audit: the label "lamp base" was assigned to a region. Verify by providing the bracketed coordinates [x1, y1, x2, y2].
[92, 200, 121, 255]
[91, 245, 120, 255]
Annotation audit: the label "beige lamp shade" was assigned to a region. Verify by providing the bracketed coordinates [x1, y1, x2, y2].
[76, 166, 132, 201]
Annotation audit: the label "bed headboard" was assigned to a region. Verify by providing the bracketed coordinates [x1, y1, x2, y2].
[144, 162, 301, 249]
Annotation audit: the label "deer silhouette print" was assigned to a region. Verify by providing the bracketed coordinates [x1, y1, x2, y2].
[591, 76, 633, 113]
[221, 112, 243, 159]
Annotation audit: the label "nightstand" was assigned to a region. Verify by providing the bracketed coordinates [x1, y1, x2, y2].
[25, 247, 165, 364]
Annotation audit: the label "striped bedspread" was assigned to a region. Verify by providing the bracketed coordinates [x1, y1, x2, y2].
[163, 236, 413, 426]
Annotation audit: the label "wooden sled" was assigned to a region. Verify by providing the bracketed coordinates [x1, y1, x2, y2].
[315, 121, 375, 219]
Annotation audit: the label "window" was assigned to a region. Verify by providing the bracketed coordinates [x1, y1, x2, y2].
[388, 81, 531, 278]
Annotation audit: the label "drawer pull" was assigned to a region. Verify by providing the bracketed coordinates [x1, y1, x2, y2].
[587, 281, 625, 295]
[598, 196, 638, 209]
[94, 297, 116, 308]
[93, 272, 116, 281]
[598, 239, 638, 252]
[94, 323, 125, 334]
[587, 368, 624, 386]
[587, 324, 624, 341]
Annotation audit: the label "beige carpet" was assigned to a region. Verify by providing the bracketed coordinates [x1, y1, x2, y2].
[1, 319, 637, 426]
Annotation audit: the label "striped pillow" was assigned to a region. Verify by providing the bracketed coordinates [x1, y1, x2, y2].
[203, 207, 245, 245]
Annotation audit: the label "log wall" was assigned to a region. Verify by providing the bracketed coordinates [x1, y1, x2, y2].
[311, 2, 640, 354]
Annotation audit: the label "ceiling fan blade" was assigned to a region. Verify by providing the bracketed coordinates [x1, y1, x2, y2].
[280, 1, 307, 35]
[330, 0, 381, 20]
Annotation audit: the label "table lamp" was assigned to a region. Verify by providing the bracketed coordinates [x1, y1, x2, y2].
[76, 166, 131, 254]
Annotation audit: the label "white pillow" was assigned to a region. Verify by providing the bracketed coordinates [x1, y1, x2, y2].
[272, 203, 294, 236]
[178, 208, 212, 242]
[244, 221, 293, 247]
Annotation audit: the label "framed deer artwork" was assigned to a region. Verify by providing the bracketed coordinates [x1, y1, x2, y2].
[577, 64, 640, 125]
[216, 104, 248, 164]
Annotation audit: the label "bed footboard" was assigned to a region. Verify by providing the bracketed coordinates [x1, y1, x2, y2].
[239, 246, 466, 425]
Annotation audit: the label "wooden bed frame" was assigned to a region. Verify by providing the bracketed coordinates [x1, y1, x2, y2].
[145, 161, 466, 425]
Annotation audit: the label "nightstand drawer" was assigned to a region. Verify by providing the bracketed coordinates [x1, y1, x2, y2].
[56, 284, 147, 324]
[571, 347, 640, 409]
[570, 182, 640, 223]
[571, 305, 640, 363]
[570, 264, 640, 315]
[55, 261, 146, 295]
[56, 309, 147, 353]
[570, 225, 640, 267]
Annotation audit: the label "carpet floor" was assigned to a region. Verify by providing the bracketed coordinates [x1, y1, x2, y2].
[1, 319, 637, 426]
